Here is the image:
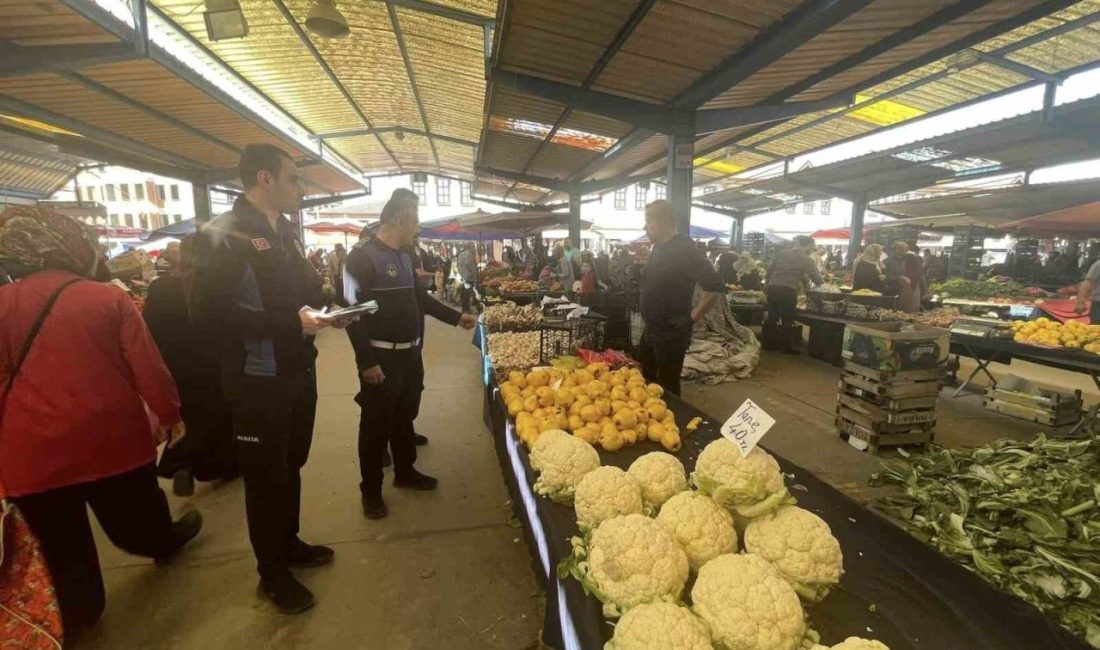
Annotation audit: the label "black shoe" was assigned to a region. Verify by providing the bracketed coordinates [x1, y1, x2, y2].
[259, 572, 315, 615]
[413, 433, 428, 446]
[172, 468, 195, 497]
[394, 469, 438, 491]
[362, 494, 388, 519]
[286, 538, 334, 568]
[382, 449, 393, 468]
[154, 509, 203, 564]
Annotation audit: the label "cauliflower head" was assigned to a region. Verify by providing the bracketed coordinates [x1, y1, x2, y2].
[575, 466, 645, 529]
[530, 429, 600, 503]
[605, 602, 713, 650]
[743, 506, 843, 603]
[628, 452, 688, 510]
[655, 492, 737, 571]
[560, 514, 689, 618]
[691, 553, 805, 650]
[691, 441, 791, 518]
[830, 639, 889, 650]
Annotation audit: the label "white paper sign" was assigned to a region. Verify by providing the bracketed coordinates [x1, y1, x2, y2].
[720, 399, 776, 457]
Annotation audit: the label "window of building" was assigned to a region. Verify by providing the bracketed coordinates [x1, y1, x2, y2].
[634, 185, 647, 210]
[120, 184, 131, 201]
[460, 181, 473, 206]
[156, 185, 165, 202]
[436, 179, 451, 205]
[83, 187, 93, 201]
[803, 202, 814, 215]
[109, 213, 119, 225]
[174, 214, 182, 224]
[614, 188, 626, 210]
[786, 203, 797, 215]
[124, 213, 133, 227]
[821, 199, 832, 215]
[139, 214, 149, 229]
[654, 184, 666, 201]
[106, 185, 116, 201]
[135, 184, 145, 201]
[169, 184, 179, 201]
[412, 180, 427, 205]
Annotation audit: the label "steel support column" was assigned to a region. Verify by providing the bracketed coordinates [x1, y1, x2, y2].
[667, 114, 694, 233]
[193, 177, 213, 224]
[847, 195, 867, 267]
[730, 217, 744, 249]
[568, 191, 582, 247]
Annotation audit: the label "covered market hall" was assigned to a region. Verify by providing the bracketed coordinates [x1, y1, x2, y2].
[3, 0, 1100, 649]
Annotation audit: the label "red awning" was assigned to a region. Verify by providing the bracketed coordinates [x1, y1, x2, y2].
[304, 220, 368, 235]
[809, 227, 876, 240]
[94, 224, 145, 237]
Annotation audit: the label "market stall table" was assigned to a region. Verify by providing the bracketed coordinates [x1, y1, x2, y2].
[951, 333, 1100, 393]
[482, 378, 1087, 650]
[727, 301, 766, 326]
[794, 311, 877, 366]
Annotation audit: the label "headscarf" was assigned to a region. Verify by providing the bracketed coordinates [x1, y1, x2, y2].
[859, 244, 883, 269]
[0, 206, 98, 278]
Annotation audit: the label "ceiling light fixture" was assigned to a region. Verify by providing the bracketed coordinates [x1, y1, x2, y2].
[203, 0, 249, 41]
[306, 0, 350, 39]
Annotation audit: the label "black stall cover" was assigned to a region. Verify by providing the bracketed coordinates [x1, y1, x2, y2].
[483, 381, 1088, 650]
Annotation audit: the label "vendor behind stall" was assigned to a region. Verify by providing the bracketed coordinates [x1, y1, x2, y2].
[886, 241, 925, 313]
[638, 200, 725, 396]
[763, 236, 821, 353]
[852, 244, 886, 293]
[1073, 258, 1100, 323]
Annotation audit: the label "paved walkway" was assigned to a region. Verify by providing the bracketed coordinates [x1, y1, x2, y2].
[81, 321, 541, 649]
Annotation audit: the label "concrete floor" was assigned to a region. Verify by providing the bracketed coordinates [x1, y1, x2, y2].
[80, 321, 542, 650]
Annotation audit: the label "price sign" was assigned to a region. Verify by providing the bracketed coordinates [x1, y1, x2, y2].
[720, 399, 776, 457]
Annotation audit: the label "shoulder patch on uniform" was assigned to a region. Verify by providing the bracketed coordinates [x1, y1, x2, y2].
[251, 237, 271, 251]
[386, 263, 398, 278]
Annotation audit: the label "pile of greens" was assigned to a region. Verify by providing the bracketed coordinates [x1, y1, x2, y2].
[875, 434, 1100, 648]
[932, 278, 1027, 300]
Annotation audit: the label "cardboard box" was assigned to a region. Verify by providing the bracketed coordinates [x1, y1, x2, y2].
[842, 322, 949, 372]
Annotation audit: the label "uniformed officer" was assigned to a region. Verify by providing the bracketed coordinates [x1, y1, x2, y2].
[345, 188, 477, 520]
[190, 144, 349, 614]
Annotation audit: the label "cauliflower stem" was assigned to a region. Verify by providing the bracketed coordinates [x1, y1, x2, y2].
[693, 472, 795, 518]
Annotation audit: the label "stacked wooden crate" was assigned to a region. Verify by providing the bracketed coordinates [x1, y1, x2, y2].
[837, 322, 951, 454]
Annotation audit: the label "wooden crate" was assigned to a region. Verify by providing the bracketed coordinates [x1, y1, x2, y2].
[838, 382, 939, 412]
[840, 365, 943, 400]
[837, 404, 936, 433]
[837, 393, 938, 426]
[836, 416, 935, 455]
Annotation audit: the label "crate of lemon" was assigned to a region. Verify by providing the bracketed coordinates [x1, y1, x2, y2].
[1011, 318, 1100, 353]
[500, 364, 688, 454]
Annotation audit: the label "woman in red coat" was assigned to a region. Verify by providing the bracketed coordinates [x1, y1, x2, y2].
[0, 207, 202, 640]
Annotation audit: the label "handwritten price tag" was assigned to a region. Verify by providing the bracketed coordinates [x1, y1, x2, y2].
[720, 399, 776, 457]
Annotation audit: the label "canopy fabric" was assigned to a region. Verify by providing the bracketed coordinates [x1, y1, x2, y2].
[999, 201, 1100, 236]
[634, 224, 728, 242]
[304, 220, 368, 235]
[810, 227, 871, 240]
[141, 218, 197, 242]
[95, 224, 145, 238]
[461, 210, 591, 234]
[873, 214, 1008, 230]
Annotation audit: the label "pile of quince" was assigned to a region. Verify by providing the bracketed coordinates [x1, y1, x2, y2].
[1011, 317, 1100, 353]
[500, 363, 683, 453]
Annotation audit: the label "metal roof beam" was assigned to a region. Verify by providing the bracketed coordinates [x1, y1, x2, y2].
[693, 202, 740, 218]
[386, 0, 494, 27]
[271, 0, 401, 171]
[317, 128, 477, 147]
[387, 0, 441, 170]
[0, 185, 46, 200]
[577, 170, 665, 195]
[975, 52, 1065, 84]
[301, 191, 370, 209]
[695, 96, 853, 135]
[0, 42, 139, 77]
[471, 195, 540, 210]
[491, 69, 676, 132]
[673, 0, 874, 109]
[477, 166, 566, 191]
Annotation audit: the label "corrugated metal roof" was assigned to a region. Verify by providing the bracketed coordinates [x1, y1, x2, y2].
[0, 0, 117, 46]
[0, 128, 94, 197]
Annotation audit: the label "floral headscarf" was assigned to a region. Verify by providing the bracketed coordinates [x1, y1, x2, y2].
[0, 206, 99, 278]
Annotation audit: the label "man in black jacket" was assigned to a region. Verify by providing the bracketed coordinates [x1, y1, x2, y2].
[345, 189, 477, 520]
[190, 144, 349, 614]
[637, 200, 725, 395]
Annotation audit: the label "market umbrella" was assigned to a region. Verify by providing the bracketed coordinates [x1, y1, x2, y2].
[461, 210, 591, 234]
[998, 201, 1100, 236]
[141, 218, 196, 242]
[633, 223, 728, 242]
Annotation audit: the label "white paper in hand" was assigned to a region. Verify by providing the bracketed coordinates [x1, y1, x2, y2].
[720, 399, 776, 457]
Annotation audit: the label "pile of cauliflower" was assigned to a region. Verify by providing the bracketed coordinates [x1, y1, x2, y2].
[531, 434, 884, 650]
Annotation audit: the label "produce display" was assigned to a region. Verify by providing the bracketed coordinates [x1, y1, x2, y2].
[656, 491, 738, 571]
[487, 331, 541, 372]
[605, 602, 713, 650]
[932, 278, 1044, 303]
[869, 307, 959, 328]
[499, 278, 539, 294]
[691, 440, 794, 519]
[850, 289, 881, 297]
[627, 452, 689, 510]
[743, 506, 844, 603]
[877, 434, 1100, 648]
[501, 365, 682, 454]
[574, 466, 646, 529]
[811, 639, 889, 650]
[1011, 318, 1100, 354]
[529, 429, 601, 503]
[482, 301, 542, 332]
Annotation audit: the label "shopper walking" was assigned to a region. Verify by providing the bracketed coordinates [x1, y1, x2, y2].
[0, 206, 201, 640]
[637, 200, 725, 395]
[189, 144, 347, 614]
[345, 189, 477, 520]
[763, 236, 822, 353]
[144, 235, 238, 496]
[457, 241, 478, 312]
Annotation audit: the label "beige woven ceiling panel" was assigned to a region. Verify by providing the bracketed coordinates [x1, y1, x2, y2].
[590, 132, 668, 180]
[153, 0, 365, 135]
[559, 110, 633, 140]
[433, 139, 476, 175]
[430, 0, 496, 19]
[0, 0, 116, 46]
[499, 0, 640, 84]
[490, 87, 565, 125]
[481, 130, 543, 171]
[0, 73, 236, 168]
[527, 141, 601, 179]
[323, 135, 394, 172]
[396, 7, 486, 142]
[377, 131, 433, 170]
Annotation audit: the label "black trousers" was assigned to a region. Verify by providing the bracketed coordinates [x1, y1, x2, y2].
[637, 328, 691, 396]
[356, 347, 424, 495]
[763, 285, 798, 351]
[12, 463, 176, 636]
[157, 385, 237, 482]
[460, 283, 474, 312]
[229, 373, 317, 578]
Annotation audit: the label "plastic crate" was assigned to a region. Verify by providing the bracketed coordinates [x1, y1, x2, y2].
[539, 316, 607, 364]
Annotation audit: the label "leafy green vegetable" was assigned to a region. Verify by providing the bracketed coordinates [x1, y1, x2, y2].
[877, 434, 1100, 648]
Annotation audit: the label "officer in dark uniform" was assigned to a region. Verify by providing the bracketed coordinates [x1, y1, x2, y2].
[637, 200, 725, 396]
[345, 188, 477, 520]
[190, 144, 349, 614]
